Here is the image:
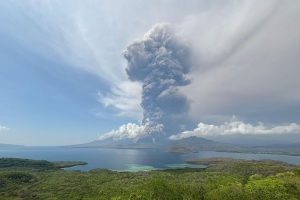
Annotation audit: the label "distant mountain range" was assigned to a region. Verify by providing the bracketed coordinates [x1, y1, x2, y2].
[1, 138, 299, 156]
[71, 136, 300, 156]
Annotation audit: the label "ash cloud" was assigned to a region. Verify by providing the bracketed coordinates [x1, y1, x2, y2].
[123, 24, 192, 137]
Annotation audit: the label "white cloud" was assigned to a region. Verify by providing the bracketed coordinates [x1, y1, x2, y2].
[98, 122, 163, 142]
[0, 125, 9, 132]
[97, 81, 142, 119]
[169, 120, 300, 140]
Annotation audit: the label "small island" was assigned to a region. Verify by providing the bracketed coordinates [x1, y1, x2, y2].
[52, 161, 88, 169]
[0, 158, 87, 170]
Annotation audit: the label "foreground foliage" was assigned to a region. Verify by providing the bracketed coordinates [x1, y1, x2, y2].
[0, 158, 299, 199]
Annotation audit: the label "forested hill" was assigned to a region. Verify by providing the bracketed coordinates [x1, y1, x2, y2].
[0, 157, 299, 199]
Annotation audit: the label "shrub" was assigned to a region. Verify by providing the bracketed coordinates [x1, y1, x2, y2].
[245, 177, 290, 200]
[5, 172, 34, 183]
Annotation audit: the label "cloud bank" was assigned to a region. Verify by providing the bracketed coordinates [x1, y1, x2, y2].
[170, 120, 300, 140]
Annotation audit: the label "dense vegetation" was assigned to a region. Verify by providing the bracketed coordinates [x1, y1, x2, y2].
[0, 158, 299, 199]
[0, 158, 87, 170]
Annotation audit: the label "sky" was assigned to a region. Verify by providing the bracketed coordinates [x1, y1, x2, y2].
[0, 0, 300, 145]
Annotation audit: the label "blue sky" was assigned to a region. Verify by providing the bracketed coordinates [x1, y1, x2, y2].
[0, 19, 126, 145]
[1, 0, 300, 145]
[0, 0, 143, 145]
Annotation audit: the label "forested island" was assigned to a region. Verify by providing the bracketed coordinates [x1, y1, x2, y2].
[0, 157, 299, 199]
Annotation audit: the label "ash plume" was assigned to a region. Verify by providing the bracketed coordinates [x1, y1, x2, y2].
[123, 24, 192, 137]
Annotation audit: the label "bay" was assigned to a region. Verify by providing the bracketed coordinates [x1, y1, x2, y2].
[0, 146, 299, 171]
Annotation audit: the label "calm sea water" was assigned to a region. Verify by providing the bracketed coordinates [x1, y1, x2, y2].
[0, 147, 299, 171]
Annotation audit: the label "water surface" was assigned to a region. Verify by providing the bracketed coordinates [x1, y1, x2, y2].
[0, 146, 299, 171]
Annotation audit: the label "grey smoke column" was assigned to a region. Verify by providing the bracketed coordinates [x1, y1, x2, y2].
[124, 24, 192, 136]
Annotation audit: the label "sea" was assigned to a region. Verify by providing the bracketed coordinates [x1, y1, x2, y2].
[0, 146, 300, 171]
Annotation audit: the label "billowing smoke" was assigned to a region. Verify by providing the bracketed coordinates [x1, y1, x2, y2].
[123, 24, 192, 138]
[98, 122, 163, 142]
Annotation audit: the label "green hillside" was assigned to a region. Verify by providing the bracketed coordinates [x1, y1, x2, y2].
[0, 158, 299, 199]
